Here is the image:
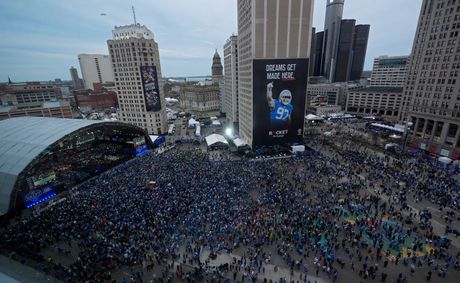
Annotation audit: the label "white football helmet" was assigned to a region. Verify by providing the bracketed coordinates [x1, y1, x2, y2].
[279, 89, 292, 105]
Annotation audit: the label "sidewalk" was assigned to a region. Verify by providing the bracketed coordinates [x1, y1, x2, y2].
[0, 255, 62, 283]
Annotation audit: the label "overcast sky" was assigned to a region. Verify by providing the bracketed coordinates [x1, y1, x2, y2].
[0, 0, 422, 82]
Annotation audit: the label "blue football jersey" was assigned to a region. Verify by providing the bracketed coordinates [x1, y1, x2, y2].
[270, 100, 293, 124]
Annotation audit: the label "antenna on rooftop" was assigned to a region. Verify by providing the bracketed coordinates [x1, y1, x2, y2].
[132, 6, 137, 25]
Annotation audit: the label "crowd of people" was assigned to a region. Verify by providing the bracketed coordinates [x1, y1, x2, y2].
[1, 132, 460, 283]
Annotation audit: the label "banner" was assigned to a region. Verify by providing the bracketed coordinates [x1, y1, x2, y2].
[252, 58, 309, 147]
[140, 66, 161, 112]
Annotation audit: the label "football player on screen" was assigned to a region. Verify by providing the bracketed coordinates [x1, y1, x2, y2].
[267, 82, 293, 128]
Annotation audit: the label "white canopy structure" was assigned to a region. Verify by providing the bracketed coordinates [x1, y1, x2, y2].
[188, 118, 200, 128]
[205, 134, 229, 147]
[305, 114, 323, 121]
[291, 145, 305, 153]
[233, 138, 248, 148]
[438, 157, 452, 164]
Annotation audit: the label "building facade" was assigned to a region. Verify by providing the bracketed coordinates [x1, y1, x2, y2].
[212, 50, 224, 82]
[78, 54, 115, 90]
[322, 0, 344, 81]
[306, 82, 361, 112]
[69, 66, 84, 90]
[307, 83, 343, 109]
[0, 82, 72, 120]
[107, 24, 167, 135]
[180, 82, 220, 112]
[334, 19, 356, 82]
[224, 35, 239, 124]
[237, 0, 313, 147]
[0, 103, 72, 121]
[346, 87, 403, 119]
[370, 55, 409, 87]
[399, 0, 460, 159]
[349, 24, 370, 81]
[74, 90, 118, 112]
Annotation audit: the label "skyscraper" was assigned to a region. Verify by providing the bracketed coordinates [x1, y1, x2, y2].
[69, 66, 84, 90]
[212, 50, 223, 82]
[400, 0, 460, 158]
[334, 19, 356, 82]
[224, 35, 239, 125]
[237, 0, 313, 147]
[107, 24, 166, 135]
[312, 31, 324, 77]
[349, 24, 370, 81]
[78, 54, 115, 90]
[309, 27, 316, 76]
[322, 0, 344, 81]
[310, 0, 369, 82]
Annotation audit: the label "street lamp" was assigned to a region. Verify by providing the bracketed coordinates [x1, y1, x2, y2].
[402, 121, 414, 151]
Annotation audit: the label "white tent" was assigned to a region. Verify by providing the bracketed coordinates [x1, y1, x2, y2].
[438, 156, 452, 164]
[306, 114, 323, 121]
[291, 145, 305, 153]
[205, 134, 229, 147]
[188, 118, 200, 127]
[233, 138, 247, 148]
[149, 135, 159, 143]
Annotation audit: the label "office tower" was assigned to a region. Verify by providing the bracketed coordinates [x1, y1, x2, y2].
[370, 55, 409, 87]
[224, 35, 239, 124]
[349, 24, 370, 81]
[400, 0, 460, 158]
[78, 54, 115, 90]
[312, 31, 324, 76]
[312, 0, 369, 82]
[69, 66, 84, 90]
[107, 24, 166, 135]
[309, 27, 316, 76]
[322, 0, 345, 81]
[237, 0, 313, 148]
[334, 19, 356, 82]
[212, 50, 223, 82]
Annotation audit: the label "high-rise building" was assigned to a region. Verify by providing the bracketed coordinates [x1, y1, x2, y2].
[370, 55, 409, 87]
[309, 28, 316, 76]
[212, 50, 223, 82]
[107, 24, 167, 135]
[400, 0, 460, 159]
[237, 0, 313, 147]
[322, 0, 344, 81]
[334, 19, 356, 82]
[349, 24, 370, 81]
[69, 66, 84, 90]
[78, 54, 115, 90]
[224, 35, 239, 125]
[312, 31, 324, 77]
[310, 0, 369, 82]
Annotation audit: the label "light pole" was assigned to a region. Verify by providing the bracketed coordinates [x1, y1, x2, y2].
[402, 121, 413, 151]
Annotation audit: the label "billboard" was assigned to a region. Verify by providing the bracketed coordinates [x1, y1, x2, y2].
[140, 65, 161, 112]
[253, 58, 309, 147]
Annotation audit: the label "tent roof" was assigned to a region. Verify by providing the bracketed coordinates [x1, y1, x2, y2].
[233, 138, 247, 147]
[205, 134, 228, 147]
[306, 114, 323, 120]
